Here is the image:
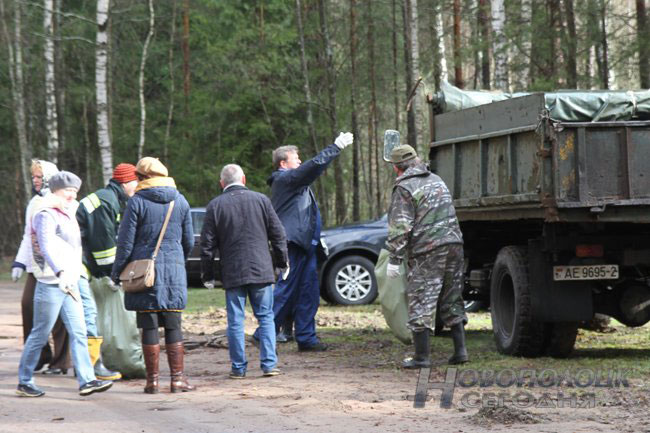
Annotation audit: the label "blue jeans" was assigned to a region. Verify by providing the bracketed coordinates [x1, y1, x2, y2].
[78, 277, 98, 337]
[226, 284, 277, 374]
[18, 281, 96, 387]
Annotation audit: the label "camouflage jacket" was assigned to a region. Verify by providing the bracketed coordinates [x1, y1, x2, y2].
[386, 162, 463, 266]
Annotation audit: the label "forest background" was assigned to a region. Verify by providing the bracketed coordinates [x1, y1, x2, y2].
[0, 0, 648, 255]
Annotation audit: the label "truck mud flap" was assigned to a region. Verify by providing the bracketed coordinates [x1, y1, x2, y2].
[528, 239, 593, 322]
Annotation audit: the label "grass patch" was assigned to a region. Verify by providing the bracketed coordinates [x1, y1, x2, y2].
[185, 287, 226, 313]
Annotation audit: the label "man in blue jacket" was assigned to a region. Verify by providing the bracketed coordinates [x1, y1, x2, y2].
[255, 132, 354, 351]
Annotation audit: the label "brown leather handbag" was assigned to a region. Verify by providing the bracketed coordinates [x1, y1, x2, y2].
[120, 201, 175, 293]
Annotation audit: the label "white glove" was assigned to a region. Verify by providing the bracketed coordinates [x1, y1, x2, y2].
[11, 267, 24, 282]
[387, 263, 401, 279]
[203, 280, 215, 289]
[58, 271, 80, 302]
[334, 132, 354, 150]
[282, 266, 290, 280]
[106, 278, 120, 291]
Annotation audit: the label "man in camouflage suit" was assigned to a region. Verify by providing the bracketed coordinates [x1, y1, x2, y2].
[386, 144, 468, 368]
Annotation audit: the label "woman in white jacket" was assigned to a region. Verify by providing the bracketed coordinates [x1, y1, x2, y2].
[17, 171, 113, 398]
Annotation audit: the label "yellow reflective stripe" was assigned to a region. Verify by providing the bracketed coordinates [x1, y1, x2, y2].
[116, 213, 121, 223]
[80, 193, 101, 214]
[92, 246, 117, 259]
[95, 256, 115, 266]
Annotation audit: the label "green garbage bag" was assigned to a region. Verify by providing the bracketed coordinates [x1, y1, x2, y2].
[90, 277, 146, 379]
[375, 249, 411, 345]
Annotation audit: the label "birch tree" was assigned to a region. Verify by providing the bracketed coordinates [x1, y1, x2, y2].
[0, 0, 31, 198]
[520, 0, 532, 89]
[491, 0, 508, 90]
[138, 0, 155, 159]
[96, 0, 113, 184]
[429, 3, 448, 90]
[44, 0, 59, 163]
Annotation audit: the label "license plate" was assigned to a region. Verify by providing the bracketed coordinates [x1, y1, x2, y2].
[553, 264, 619, 281]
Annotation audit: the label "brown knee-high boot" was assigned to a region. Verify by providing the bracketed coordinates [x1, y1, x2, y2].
[166, 342, 195, 393]
[142, 344, 160, 394]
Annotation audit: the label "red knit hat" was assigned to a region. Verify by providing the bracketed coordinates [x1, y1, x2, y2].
[112, 163, 138, 183]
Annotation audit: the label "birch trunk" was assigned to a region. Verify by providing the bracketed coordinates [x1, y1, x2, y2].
[409, 0, 422, 153]
[403, 0, 416, 155]
[392, 0, 399, 129]
[44, 0, 59, 163]
[138, 0, 155, 159]
[0, 0, 31, 198]
[491, 0, 508, 90]
[96, 0, 113, 184]
[430, 4, 448, 89]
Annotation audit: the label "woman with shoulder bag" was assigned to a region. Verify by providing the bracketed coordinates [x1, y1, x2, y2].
[111, 157, 195, 394]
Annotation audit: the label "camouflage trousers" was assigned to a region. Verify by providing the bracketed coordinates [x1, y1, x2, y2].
[405, 243, 467, 332]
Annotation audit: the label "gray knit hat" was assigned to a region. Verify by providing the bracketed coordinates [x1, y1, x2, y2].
[49, 171, 82, 192]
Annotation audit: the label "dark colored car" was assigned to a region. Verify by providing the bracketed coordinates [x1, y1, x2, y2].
[186, 208, 208, 284]
[318, 215, 388, 305]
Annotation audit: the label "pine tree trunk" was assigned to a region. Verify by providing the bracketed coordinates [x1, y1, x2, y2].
[392, 0, 399, 129]
[96, 0, 113, 184]
[491, 0, 508, 90]
[0, 0, 31, 198]
[520, 0, 532, 89]
[563, 0, 577, 88]
[182, 0, 190, 113]
[138, 0, 155, 159]
[318, 0, 345, 224]
[164, 0, 177, 162]
[349, 0, 360, 221]
[478, 0, 490, 89]
[599, 0, 609, 89]
[402, 0, 416, 155]
[295, 0, 326, 221]
[44, 0, 59, 163]
[638, 0, 650, 88]
[367, 0, 378, 217]
[453, 0, 463, 88]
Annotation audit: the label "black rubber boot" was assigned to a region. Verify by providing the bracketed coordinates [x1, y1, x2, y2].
[402, 330, 431, 369]
[448, 323, 469, 365]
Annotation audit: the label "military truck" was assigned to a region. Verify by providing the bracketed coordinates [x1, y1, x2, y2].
[426, 90, 650, 357]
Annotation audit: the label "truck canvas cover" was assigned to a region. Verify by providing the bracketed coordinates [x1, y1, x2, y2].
[434, 81, 650, 122]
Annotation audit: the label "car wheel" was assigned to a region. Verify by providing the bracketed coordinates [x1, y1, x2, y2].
[326, 255, 378, 305]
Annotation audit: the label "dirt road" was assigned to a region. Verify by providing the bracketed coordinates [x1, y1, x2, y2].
[0, 280, 642, 432]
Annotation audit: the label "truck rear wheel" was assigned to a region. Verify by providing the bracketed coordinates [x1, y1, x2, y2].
[490, 246, 545, 356]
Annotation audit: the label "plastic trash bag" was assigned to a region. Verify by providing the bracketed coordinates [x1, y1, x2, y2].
[375, 249, 411, 345]
[90, 277, 145, 378]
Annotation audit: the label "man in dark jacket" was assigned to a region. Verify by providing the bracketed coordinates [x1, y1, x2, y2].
[200, 164, 288, 378]
[76, 163, 140, 380]
[253, 132, 354, 352]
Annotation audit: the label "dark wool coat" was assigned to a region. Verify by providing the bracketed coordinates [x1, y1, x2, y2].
[199, 185, 288, 290]
[111, 186, 194, 311]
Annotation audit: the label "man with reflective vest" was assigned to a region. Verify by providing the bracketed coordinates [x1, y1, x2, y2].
[75, 163, 139, 380]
